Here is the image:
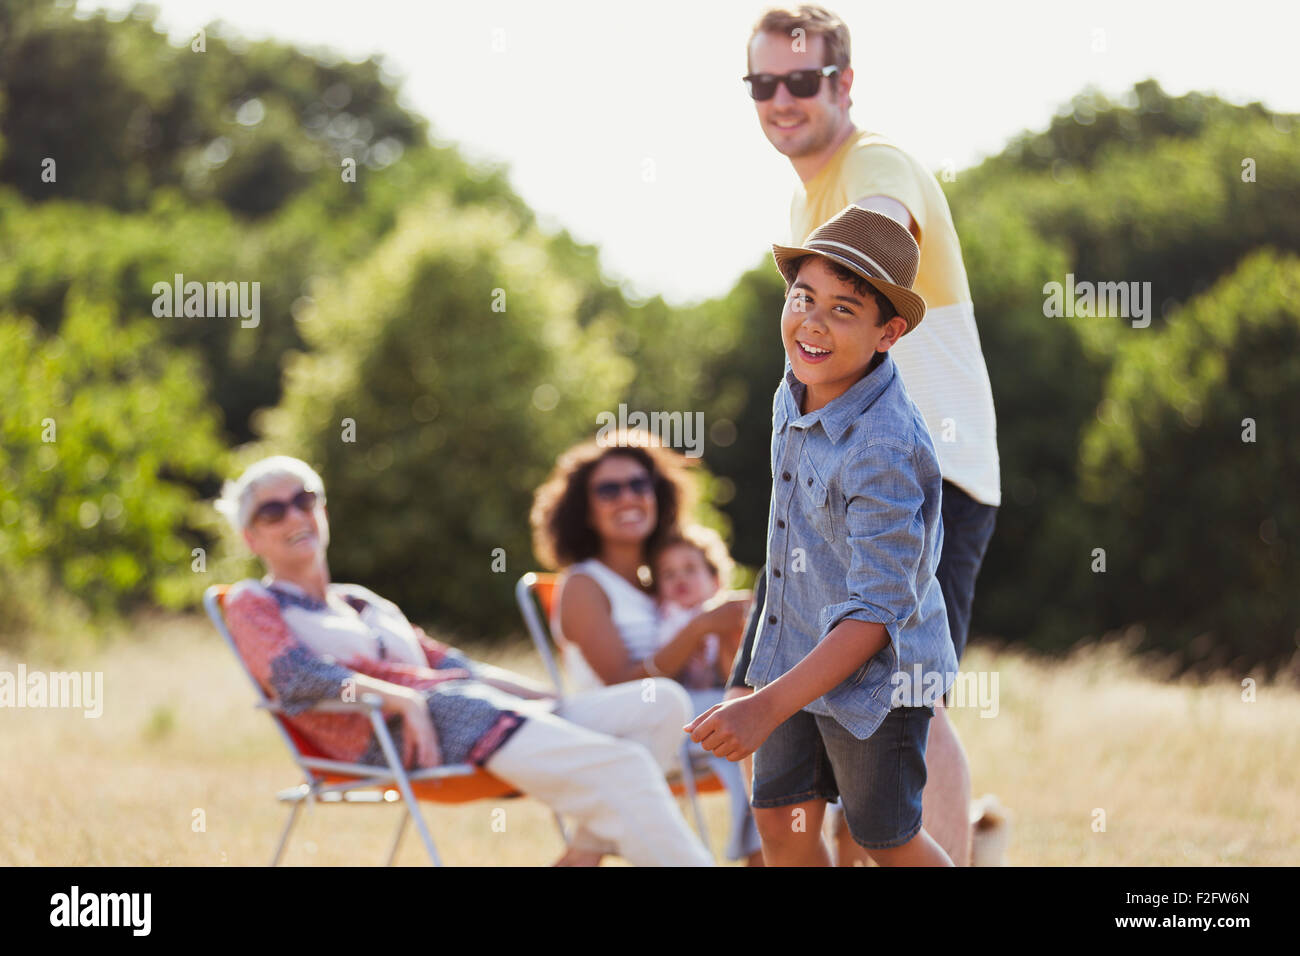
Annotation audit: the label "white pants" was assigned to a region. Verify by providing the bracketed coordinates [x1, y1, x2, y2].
[484, 679, 713, 866]
[684, 687, 762, 861]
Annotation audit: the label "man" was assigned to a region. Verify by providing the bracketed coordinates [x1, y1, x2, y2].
[726, 4, 1000, 867]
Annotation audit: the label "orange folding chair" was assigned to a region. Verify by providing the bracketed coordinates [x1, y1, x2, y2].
[205, 584, 532, 866]
[515, 571, 726, 852]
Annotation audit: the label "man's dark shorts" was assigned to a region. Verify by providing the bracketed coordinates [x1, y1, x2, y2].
[935, 479, 998, 661]
[726, 480, 997, 690]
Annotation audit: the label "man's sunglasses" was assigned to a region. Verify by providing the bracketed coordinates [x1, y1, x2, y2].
[591, 476, 655, 502]
[251, 489, 321, 525]
[743, 65, 840, 101]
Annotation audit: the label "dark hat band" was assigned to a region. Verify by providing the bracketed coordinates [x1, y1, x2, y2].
[803, 238, 898, 285]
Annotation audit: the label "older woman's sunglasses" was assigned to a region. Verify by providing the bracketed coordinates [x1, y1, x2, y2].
[743, 65, 840, 101]
[591, 476, 654, 502]
[251, 489, 320, 525]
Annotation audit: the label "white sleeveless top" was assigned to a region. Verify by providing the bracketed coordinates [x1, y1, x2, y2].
[553, 559, 661, 694]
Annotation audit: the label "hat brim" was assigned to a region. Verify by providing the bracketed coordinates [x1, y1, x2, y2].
[772, 244, 927, 335]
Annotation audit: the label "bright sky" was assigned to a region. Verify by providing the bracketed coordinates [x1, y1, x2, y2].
[87, 0, 1300, 304]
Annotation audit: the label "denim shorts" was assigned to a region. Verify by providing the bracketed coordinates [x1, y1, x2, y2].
[751, 704, 934, 850]
[936, 480, 998, 662]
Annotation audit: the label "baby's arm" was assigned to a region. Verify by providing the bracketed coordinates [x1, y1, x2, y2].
[653, 600, 700, 683]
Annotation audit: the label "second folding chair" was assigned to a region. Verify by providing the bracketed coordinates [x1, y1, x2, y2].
[514, 571, 726, 855]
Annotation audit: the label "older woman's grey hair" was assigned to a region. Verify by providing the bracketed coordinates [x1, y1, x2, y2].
[215, 455, 326, 535]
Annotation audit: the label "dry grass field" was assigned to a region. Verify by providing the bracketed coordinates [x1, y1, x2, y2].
[2, 615, 1297, 866]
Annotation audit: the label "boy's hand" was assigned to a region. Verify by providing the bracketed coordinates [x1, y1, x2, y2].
[684, 692, 780, 762]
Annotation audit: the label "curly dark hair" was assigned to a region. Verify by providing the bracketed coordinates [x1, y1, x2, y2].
[530, 429, 699, 570]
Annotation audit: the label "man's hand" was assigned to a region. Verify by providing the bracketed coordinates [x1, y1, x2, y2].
[684, 691, 781, 762]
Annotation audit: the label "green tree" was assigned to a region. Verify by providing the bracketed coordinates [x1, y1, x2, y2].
[1077, 250, 1300, 673]
[689, 263, 789, 566]
[254, 192, 632, 637]
[0, 0, 425, 214]
[0, 293, 227, 638]
[944, 87, 1300, 657]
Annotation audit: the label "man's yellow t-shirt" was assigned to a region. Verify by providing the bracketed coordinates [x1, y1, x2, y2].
[789, 129, 1001, 507]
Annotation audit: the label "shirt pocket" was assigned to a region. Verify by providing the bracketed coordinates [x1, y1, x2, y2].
[797, 447, 836, 543]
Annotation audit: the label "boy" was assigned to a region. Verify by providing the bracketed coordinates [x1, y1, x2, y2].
[686, 205, 958, 866]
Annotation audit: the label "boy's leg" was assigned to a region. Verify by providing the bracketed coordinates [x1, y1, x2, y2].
[829, 800, 872, 866]
[484, 683, 713, 867]
[750, 707, 838, 866]
[753, 800, 831, 866]
[816, 707, 952, 867]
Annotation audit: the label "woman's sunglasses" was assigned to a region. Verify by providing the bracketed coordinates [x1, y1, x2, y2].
[743, 65, 840, 101]
[251, 489, 320, 525]
[591, 476, 655, 502]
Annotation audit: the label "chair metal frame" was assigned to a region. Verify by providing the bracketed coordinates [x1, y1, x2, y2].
[204, 584, 523, 867]
[514, 571, 723, 853]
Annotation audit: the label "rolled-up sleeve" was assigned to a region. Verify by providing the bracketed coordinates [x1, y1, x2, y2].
[817, 440, 925, 650]
[847, 145, 928, 238]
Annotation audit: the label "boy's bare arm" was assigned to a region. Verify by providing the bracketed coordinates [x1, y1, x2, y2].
[685, 619, 890, 760]
[756, 618, 889, 724]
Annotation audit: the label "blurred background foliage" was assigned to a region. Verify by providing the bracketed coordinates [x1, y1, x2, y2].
[251, 194, 634, 639]
[1, 0, 1296, 673]
[0, 292, 226, 635]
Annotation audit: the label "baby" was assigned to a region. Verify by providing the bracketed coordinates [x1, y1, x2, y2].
[649, 525, 741, 690]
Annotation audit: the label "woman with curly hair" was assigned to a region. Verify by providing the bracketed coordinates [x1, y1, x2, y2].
[531, 431, 763, 864]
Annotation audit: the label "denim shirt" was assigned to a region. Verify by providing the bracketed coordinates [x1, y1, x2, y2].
[745, 351, 957, 740]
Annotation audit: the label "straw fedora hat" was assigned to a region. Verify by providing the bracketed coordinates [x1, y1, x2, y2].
[772, 205, 927, 334]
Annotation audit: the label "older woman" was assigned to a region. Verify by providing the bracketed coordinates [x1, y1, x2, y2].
[530, 433, 763, 864]
[216, 455, 712, 867]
